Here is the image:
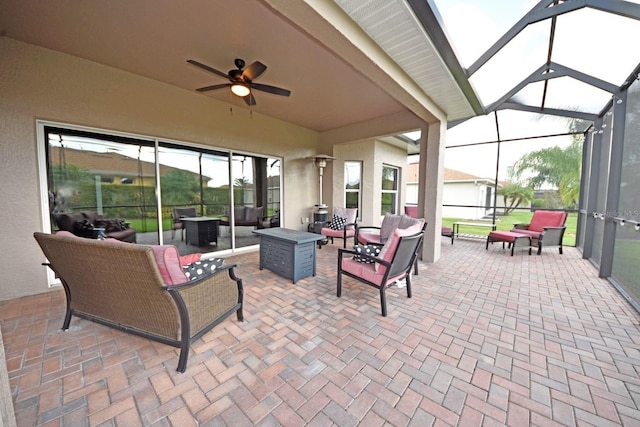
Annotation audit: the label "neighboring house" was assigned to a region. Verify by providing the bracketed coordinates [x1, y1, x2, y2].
[49, 146, 189, 187]
[406, 163, 502, 220]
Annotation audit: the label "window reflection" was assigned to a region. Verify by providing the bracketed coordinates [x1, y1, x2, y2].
[45, 126, 281, 255]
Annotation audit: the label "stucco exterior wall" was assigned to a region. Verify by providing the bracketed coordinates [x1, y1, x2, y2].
[0, 37, 319, 300]
[442, 182, 488, 220]
[330, 139, 408, 227]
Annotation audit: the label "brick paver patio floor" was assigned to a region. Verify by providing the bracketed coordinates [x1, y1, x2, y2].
[2, 238, 640, 426]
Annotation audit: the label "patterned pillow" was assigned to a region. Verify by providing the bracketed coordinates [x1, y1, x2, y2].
[182, 258, 225, 281]
[353, 244, 381, 263]
[329, 216, 347, 230]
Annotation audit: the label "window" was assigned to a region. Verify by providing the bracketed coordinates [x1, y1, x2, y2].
[381, 165, 399, 215]
[344, 161, 361, 217]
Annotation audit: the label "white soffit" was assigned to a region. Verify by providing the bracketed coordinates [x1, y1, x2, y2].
[334, 0, 477, 122]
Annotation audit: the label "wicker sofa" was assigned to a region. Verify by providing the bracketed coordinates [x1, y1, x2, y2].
[33, 231, 244, 372]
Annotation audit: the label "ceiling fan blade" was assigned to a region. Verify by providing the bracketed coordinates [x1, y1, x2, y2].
[251, 83, 291, 97]
[243, 93, 257, 106]
[242, 61, 267, 81]
[196, 83, 230, 92]
[187, 60, 229, 79]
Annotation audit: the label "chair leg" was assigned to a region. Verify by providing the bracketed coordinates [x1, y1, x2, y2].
[337, 273, 342, 297]
[406, 275, 412, 299]
[379, 287, 387, 317]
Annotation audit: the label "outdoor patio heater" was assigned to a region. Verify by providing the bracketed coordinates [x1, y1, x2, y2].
[310, 154, 335, 223]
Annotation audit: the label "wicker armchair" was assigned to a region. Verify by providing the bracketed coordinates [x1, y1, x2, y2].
[34, 232, 244, 372]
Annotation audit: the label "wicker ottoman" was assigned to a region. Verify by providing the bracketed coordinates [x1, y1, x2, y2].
[486, 231, 532, 256]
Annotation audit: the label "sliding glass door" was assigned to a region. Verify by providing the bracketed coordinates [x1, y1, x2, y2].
[46, 127, 160, 245]
[42, 123, 281, 256]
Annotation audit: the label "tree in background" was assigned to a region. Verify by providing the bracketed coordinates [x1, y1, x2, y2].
[498, 181, 535, 215]
[510, 120, 584, 209]
[160, 170, 200, 206]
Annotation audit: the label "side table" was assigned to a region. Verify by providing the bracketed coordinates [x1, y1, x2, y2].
[253, 228, 326, 283]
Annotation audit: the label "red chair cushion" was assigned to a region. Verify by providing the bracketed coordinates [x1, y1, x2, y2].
[341, 257, 406, 287]
[528, 211, 566, 232]
[321, 228, 356, 238]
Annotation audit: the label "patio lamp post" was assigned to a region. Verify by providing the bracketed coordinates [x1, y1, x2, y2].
[310, 154, 335, 223]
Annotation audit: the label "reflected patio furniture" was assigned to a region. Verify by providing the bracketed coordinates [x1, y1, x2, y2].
[53, 211, 136, 243]
[260, 210, 280, 229]
[220, 206, 264, 229]
[172, 207, 198, 240]
[319, 207, 358, 248]
[511, 210, 567, 255]
[337, 224, 424, 316]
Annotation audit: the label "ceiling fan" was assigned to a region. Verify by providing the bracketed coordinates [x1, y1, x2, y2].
[187, 58, 291, 106]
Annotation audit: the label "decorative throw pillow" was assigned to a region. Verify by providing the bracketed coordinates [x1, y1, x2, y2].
[353, 244, 381, 263]
[182, 258, 225, 281]
[329, 216, 347, 230]
[72, 219, 95, 238]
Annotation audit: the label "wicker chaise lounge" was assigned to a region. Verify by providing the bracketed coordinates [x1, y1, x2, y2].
[34, 232, 244, 372]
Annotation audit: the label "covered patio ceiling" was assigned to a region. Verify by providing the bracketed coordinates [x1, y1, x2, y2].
[0, 0, 481, 142]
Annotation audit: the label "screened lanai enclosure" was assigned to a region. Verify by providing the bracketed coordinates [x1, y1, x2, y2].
[412, 0, 640, 310]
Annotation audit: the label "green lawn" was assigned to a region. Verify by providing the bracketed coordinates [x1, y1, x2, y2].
[442, 211, 577, 246]
[125, 218, 173, 233]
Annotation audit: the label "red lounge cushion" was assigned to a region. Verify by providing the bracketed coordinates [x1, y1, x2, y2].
[511, 229, 540, 239]
[489, 231, 529, 242]
[528, 211, 566, 232]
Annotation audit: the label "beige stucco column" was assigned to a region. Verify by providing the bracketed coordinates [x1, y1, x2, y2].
[418, 120, 446, 263]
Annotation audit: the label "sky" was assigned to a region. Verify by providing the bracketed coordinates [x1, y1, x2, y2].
[428, 0, 640, 180]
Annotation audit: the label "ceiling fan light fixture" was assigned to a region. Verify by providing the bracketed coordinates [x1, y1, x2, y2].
[231, 83, 250, 97]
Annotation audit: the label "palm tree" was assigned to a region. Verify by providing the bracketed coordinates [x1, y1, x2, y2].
[498, 182, 535, 215]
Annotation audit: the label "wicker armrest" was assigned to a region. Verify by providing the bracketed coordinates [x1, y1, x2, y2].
[512, 223, 530, 230]
[166, 264, 243, 336]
